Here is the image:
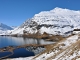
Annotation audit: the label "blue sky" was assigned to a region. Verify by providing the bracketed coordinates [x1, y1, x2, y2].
[0, 0, 80, 26]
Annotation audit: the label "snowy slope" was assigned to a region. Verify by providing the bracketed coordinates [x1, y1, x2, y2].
[33, 35, 80, 60]
[0, 23, 13, 35]
[11, 7, 80, 36]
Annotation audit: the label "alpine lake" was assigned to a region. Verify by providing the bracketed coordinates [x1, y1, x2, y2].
[0, 36, 55, 59]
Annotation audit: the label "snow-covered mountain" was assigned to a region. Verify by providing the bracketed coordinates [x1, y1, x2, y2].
[0, 23, 13, 30]
[0, 23, 13, 35]
[11, 7, 80, 36]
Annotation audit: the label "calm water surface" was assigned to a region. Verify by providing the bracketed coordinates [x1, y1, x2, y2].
[0, 36, 55, 58]
[0, 48, 34, 59]
[0, 36, 54, 48]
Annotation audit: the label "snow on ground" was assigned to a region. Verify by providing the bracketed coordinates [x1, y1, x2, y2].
[63, 51, 80, 60]
[33, 35, 79, 60]
[76, 58, 80, 60]
[60, 35, 78, 47]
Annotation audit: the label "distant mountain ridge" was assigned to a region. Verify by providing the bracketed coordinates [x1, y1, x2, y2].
[0, 23, 13, 35]
[10, 7, 80, 36]
[0, 23, 13, 30]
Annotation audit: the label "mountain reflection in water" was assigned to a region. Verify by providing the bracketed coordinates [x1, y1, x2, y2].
[0, 36, 55, 48]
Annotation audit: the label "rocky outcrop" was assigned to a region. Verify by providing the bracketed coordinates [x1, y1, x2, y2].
[11, 7, 80, 37]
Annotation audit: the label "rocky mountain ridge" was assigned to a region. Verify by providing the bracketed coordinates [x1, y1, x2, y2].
[0, 23, 13, 35]
[11, 7, 80, 36]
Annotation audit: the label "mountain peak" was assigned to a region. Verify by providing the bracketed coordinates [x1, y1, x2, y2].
[52, 7, 64, 10]
[0, 22, 13, 30]
[11, 8, 80, 36]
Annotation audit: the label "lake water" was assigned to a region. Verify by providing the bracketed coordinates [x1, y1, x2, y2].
[0, 48, 34, 59]
[0, 36, 54, 48]
[8, 48, 34, 58]
[0, 36, 55, 59]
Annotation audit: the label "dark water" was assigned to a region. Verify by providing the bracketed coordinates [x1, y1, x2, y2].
[0, 36, 55, 48]
[0, 48, 34, 59]
[0, 52, 11, 58]
[9, 48, 34, 58]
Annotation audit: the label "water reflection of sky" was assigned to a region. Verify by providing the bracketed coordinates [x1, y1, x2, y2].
[0, 48, 34, 59]
[0, 36, 55, 48]
[9, 48, 34, 58]
[0, 52, 12, 58]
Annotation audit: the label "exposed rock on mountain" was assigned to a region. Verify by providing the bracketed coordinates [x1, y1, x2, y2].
[11, 7, 80, 37]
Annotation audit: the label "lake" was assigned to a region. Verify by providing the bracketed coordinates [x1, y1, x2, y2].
[0, 36, 55, 59]
[0, 48, 34, 59]
[0, 36, 55, 48]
